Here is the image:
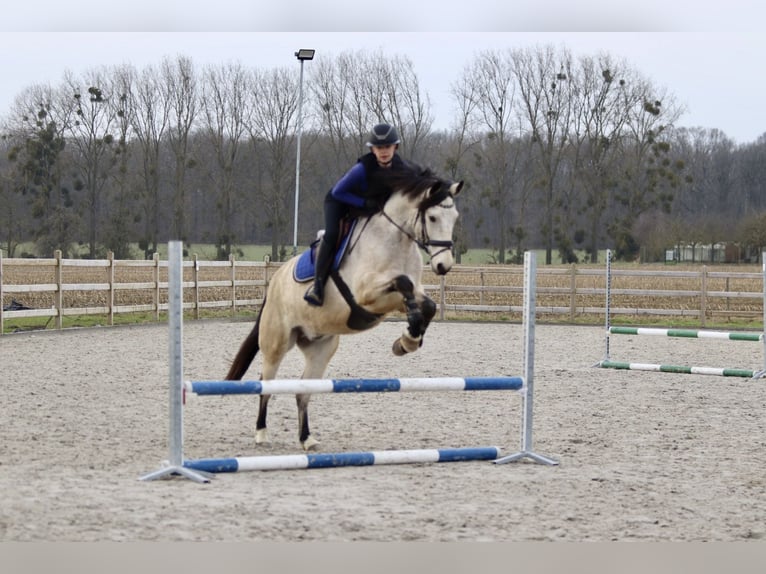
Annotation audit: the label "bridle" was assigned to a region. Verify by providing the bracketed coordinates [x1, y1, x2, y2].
[378, 196, 455, 260]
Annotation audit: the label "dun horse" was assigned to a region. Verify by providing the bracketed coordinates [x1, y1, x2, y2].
[225, 167, 464, 450]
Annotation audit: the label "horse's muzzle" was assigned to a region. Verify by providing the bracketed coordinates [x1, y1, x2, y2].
[435, 262, 450, 275]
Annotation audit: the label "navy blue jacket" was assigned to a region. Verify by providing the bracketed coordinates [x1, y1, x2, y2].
[329, 152, 407, 208]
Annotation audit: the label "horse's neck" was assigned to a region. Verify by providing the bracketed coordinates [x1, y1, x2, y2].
[378, 195, 419, 242]
[349, 195, 420, 263]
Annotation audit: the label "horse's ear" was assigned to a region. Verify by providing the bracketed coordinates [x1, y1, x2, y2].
[450, 181, 464, 197]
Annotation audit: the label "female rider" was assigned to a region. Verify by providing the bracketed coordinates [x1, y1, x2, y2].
[304, 123, 410, 306]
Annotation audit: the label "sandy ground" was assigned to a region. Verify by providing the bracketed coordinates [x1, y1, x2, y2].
[2, 317, 766, 542]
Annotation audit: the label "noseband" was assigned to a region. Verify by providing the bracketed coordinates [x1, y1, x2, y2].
[416, 206, 454, 259]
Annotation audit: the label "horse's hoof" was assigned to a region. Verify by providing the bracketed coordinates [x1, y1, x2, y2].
[255, 428, 270, 445]
[393, 336, 420, 355]
[302, 436, 320, 451]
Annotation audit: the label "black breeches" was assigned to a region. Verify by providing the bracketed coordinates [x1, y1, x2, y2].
[322, 195, 348, 249]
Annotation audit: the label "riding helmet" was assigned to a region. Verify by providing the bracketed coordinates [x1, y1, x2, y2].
[366, 123, 401, 147]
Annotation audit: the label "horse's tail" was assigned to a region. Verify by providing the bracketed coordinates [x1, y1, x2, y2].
[225, 294, 266, 380]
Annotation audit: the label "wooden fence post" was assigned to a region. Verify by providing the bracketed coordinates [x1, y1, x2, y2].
[0, 248, 4, 334]
[230, 253, 236, 315]
[569, 263, 577, 322]
[193, 253, 200, 320]
[108, 251, 115, 326]
[54, 250, 63, 330]
[439, 276, 446, 321]
[701, 266, 708, 328]
[153, 252, 160, 321]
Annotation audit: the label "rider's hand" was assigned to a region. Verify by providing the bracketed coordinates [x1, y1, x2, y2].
[363, 198, 380, 212]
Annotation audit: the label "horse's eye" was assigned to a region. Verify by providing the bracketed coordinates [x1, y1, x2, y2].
[428, 215, 437, 223]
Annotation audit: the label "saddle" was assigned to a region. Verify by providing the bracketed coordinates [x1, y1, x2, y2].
[293, 218, 358, 283]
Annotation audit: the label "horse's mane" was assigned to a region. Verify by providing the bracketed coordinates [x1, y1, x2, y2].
[367, 163, 451, 210]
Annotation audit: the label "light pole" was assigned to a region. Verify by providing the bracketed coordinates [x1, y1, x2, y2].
[292, 48, 315, 257]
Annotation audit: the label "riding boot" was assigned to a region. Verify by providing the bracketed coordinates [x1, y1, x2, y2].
[303, 239, 334, 307]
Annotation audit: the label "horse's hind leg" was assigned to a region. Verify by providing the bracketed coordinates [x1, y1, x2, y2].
[255, 395, 271, 445]
[253, 325, 294, 446]
[391, 275, 436, 356]
[296, 334, 340, 451]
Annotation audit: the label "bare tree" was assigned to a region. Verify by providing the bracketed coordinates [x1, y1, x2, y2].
[569, 53, 635, 262]
[128, 63, 170, 258]
[0, 144, 25, 256]
[63, 68, 121, 258]
[312, 53, 360, 178]
[200, 61, 253, 259]
[614, 71, 685, 259]
[732, 136, 766, 216]
[104, 65, 138, 259]
[247, 67, 300, 261]
[5, 85, 79, 256]
[340, 52, 380, 153]
[313, 50, 434, 167]
[738, 211, 766, 261]
[512, 44, 576, 263]
[161, 55, 199, 242]
[443, 75, 485, 262]
[376, 52, 434, 162]
[671, 127, 733, 221]
[455, 50, 521, 263]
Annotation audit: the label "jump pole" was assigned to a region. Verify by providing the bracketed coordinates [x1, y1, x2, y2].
[596, 249, 766, 379]
[185, 376, 524, 395]
[141, 246, 556, 481]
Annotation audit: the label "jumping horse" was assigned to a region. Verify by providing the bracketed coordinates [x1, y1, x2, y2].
[225, 166, 464, 450]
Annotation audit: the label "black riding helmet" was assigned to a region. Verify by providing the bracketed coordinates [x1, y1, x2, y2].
[366, 123, 401, 147]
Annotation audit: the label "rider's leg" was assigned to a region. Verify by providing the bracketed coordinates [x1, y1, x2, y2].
[304, 196, 344, 307]
[303, 238, 334, 306]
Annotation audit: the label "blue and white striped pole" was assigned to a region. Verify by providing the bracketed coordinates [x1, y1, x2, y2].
[184, 446, 502, 473]
[185, 377, 523, 396]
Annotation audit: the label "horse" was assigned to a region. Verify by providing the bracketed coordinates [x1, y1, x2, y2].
[225, 166, 464, 451]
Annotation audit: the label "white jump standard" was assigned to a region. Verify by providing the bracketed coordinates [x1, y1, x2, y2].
[596, 249, 766, 379]
[140, 244, 556, 482]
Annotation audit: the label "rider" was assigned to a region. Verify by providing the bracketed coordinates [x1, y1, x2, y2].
[303, 122, 409, 307]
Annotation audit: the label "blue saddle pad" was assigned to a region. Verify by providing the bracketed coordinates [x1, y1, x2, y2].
[293, 220, 357, 283]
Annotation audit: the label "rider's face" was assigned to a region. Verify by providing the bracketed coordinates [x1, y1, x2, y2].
[371, 144, 396, 167]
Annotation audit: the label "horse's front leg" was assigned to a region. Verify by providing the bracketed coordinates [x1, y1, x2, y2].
[391, 275, 436, 356]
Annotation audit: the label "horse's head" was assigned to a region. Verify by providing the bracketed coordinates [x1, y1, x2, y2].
[372, 165, 463, 275]
[417, 177, 463, 275]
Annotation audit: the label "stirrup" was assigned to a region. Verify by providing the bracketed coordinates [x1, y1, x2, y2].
[304, 284, 324, 307]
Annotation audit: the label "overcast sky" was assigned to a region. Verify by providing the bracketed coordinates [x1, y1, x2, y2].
[2, 1, 764, 144]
